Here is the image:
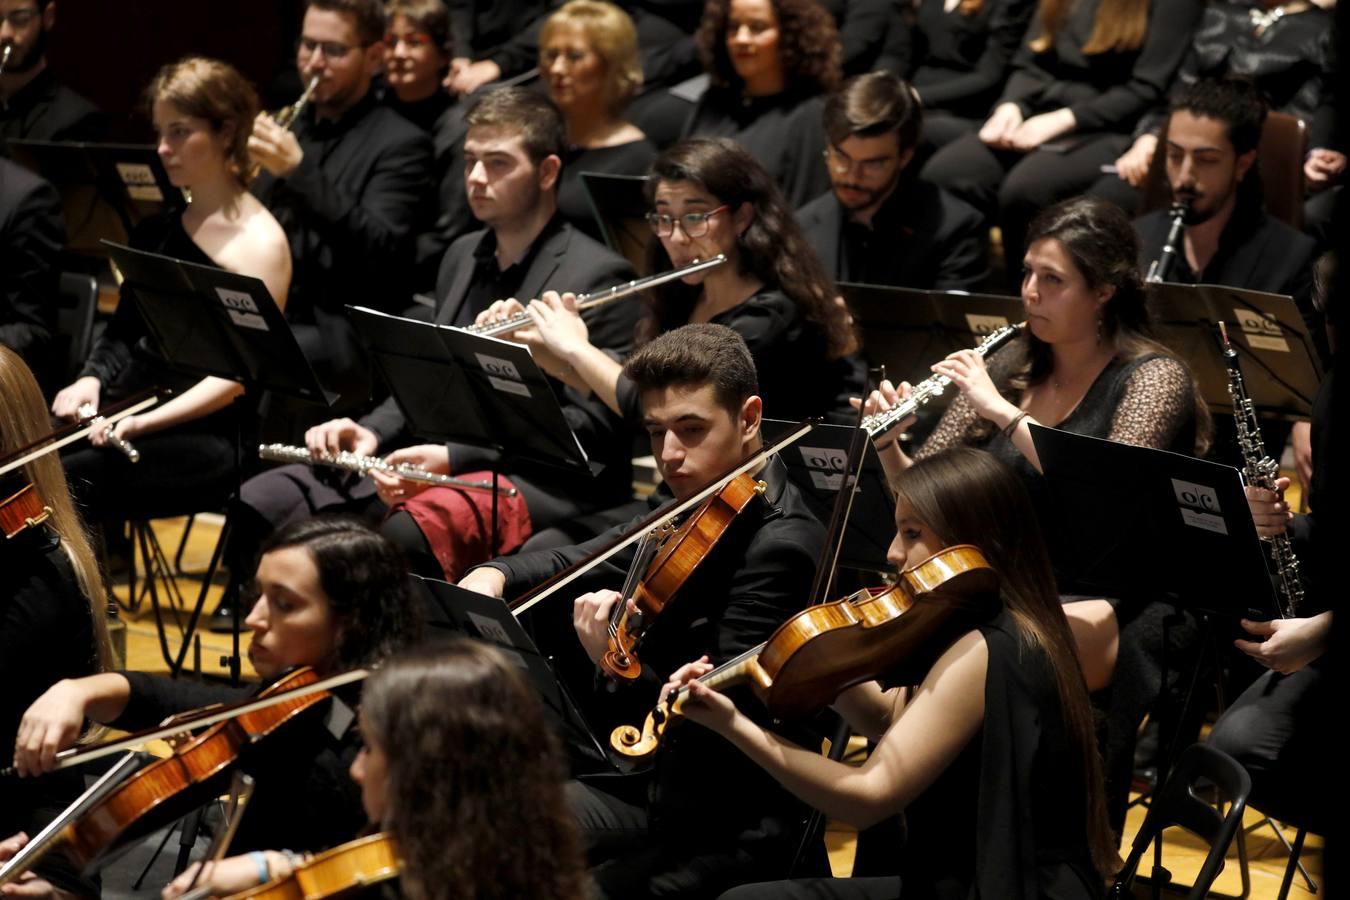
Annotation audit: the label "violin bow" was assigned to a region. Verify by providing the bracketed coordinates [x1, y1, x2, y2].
[509, 418, 817, 617]
[0, 391, 160, 478]
[0, 668, 370, 778]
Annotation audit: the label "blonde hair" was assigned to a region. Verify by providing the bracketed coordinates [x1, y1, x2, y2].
[540, 0, 643, 115]
[1029, 0, 1149, 55]
[146, 56, 261, 185]
[0, 347, 113, 673]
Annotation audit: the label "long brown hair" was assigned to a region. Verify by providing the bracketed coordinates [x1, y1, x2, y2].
[0, 347, 112, 672]
[639, 138, 855, 359]
[696, 0, 841, 94]
[146, 57, 260, 185]
[361, 641, 588, 900]
[894, 448, 1119, 879]
[1007, 196, 1210, 455]
[1029, 0, 1149, 55]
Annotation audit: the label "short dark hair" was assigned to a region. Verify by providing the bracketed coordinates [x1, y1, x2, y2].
[623, 323, 758, 417]
[464, 88, 566, 167]
[307, 0, 386, 47]
[385, 0, 453, 55]
[259, 516, 422, 669]
[823, 71, 922, 151]
[1169, 77, 1268, 157]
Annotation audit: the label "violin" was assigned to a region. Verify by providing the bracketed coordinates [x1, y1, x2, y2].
[0, 474, 52, 539]
[223, 834, 402, 900]
[610, 544, 999, 759]
[0, 667, 365, 884]
[600, 473, 767, 681]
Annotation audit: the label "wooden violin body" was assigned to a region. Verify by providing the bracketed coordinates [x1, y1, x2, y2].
[225, 834, 402, 900]
[612, 545, 999, 759]
[0, 478, 52, 539]
[601, 474, 767, 681]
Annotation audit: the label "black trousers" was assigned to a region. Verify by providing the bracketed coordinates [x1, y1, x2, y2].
[922, 132, 1131, 289]
[62, 426, 235, 523]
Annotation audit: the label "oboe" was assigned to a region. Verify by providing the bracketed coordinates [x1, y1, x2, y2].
[463, 256, 727, 338]
[258, 444, 517, 496]
[77, 403, 140, 463]
[1145, 200, 1190, 284]
[0, 45, 13, 80]
[861, 322, 1025, 441]
[1218, 322, 1303, 619]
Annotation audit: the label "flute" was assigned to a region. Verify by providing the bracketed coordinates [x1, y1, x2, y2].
[258, 444, 517, 496]
[77, 403, 140, 463]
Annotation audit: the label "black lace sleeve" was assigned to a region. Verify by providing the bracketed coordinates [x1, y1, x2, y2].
[914, 340, 1026, 460]
[1107, 356, 1193, 450]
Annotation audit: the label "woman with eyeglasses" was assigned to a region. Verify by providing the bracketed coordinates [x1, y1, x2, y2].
[541, 0, 658, 242]
[479, 137, 860, 423]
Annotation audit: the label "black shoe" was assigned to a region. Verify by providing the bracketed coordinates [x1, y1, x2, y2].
[208, 603, 244, 633]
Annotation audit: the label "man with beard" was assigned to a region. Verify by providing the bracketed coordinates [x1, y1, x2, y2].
[1135, 77, 1324, 363]
[0, 0, 102, 150]
[797, 71, 987, 292]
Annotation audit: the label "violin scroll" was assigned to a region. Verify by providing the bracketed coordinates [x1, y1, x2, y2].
[610, 709, 667, 760]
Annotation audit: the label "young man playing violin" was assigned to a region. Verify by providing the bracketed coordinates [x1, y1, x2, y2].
[458, 323, 829, 899]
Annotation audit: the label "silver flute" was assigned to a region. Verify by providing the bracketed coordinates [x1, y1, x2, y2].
[463, 256, 727, 338]
[258, 443, 517, 496]
[861, 322, 1025, 441]
[77, 403, 140, 462]
[1218, 322, 1303, 619]
[1145, 200, 1190, 284]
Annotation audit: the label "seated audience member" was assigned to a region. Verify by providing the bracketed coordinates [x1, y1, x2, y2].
[798, 71, 989, 292]
[220, 87, 638, 627]
[53, 57, 290, 542]
[158, 641, 589, 900]
[671, 448, 1117, 899]
[0, 157, 62, 381]
[459, 324, 828, 899]
[1, 346, 111, 900]
[441, 0, 551, 96]
[683, 0, 842, 208]
[1134, 78, 1326, 363]
[906, 0, 1038, 149]
[380, 0, 460, 293]
[1098, 0, 1335, 215]
[817, 0, 909, 78]
[541, 0, 658, 241]
[501, 136, 862, 424]
[250, 0, 432, 422]
[925, 0, 1202, 287]
[0, 0, 103, 150]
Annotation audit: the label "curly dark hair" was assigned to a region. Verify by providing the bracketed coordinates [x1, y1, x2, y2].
[696, 0, 841, 94]
[258, 516, 422, 670]
[639, 138, 855, 359]
[361, 640, 588, 900]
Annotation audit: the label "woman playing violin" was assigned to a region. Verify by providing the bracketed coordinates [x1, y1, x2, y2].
[162, 640, 588, 900]
[665, 448, 1118, 899]
[12, 518, 421, 858]
[1, 347, 112, 900]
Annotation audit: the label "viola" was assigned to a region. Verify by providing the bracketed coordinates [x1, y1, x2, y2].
[610, 544, 999, 759]
[223, 834, 402, 900]
[600, 473, 767, 681]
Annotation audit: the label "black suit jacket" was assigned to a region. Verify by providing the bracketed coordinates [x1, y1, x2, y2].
[0, 159, 62, 371]
[1135, 199, 1328, 365]
[0, 68, 103, 150]
[797, 176, 989, 292]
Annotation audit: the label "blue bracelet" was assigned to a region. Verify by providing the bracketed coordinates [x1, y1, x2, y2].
[250, 851, 271, 885]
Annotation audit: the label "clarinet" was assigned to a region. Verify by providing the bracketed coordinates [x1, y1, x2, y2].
[1218, 322, 1303, 619]
[861, 322, 1025, 441]
[1145, 200, 1190, 284]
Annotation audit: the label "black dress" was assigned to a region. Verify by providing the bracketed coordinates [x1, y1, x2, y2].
[557, 139, 659, 242]
[61, 213, 238, 523]
[909, 0, 1038, 127]
[0, 522, 100, 897]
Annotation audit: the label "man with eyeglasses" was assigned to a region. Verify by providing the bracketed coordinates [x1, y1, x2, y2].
[797, 71, 987, 292]
[215, 87, 637, 630]
[0, 0, 103, 150]
[248, 0, 433, 431]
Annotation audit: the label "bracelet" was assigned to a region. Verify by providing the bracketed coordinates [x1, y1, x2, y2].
[249, 851, 271, 886]
[1002, 412, 1029, 438]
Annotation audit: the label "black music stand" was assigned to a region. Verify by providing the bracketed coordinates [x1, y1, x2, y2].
[104, 241, 332, 683]
[413, 576, 620, 773]
[581, 172, 650, 271]
[763, 419, 895, 573]
[8, 140, 184, 269]
[839, 282, 1024, 383]
[1150, 282, 1323, 419]
[346, 306, 596, 552]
